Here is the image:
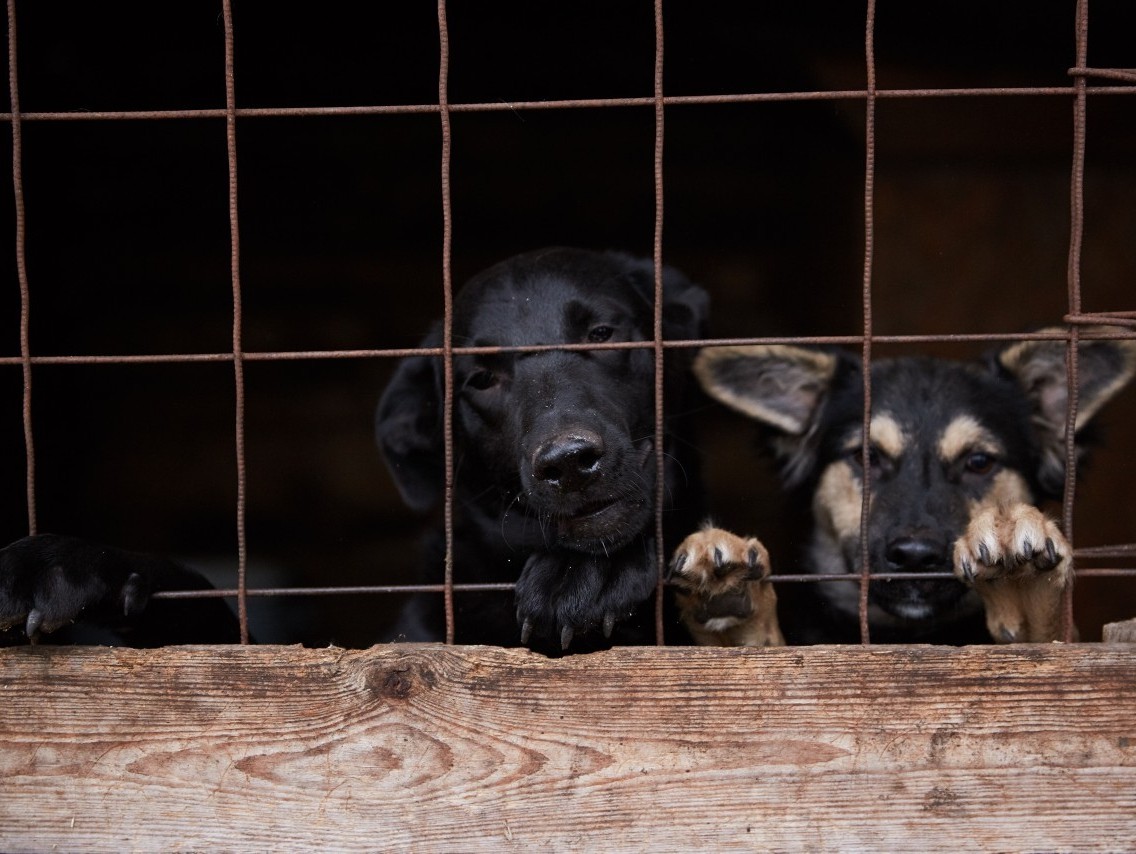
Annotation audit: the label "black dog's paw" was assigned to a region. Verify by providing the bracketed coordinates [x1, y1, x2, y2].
[515, 547, 657, 650]
[0, 534, 151, 642]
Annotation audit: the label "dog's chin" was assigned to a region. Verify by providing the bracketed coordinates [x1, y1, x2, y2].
[869, 577, 969, 623]
[553, 499, 651, 553]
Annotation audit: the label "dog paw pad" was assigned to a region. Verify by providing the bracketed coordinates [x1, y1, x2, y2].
[670, 527, 769, 595]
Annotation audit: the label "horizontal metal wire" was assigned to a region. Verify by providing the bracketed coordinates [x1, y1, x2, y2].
[2, 81, 1134, 125]
[4, 328, 1135, 368]
[150, 565, 1136, 601]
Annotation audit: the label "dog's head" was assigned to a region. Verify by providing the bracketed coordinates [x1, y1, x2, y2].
[376, 247, 708, 554]
[694, 330, 1136, 627]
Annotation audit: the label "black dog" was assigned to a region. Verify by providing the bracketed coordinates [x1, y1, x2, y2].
[376, 247, 708, 652]
[0, 248, 707, 652]
[670, 330, 1136, 646]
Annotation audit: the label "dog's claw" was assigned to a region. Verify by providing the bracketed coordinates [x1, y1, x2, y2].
[978, 542, 991, 566]
[520, 618, 533, 646]
[1043, 538, 1059, 570]
[560, 625, 574, 650]
[668, 552, 687, 580]
[603, 612, 615, 638]
[713, 547, 725, 569]
[25, 608, 43, 643]
[960, 559, 974, 583]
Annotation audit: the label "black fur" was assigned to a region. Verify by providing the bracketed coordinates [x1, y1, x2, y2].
[376, 247, 709, 652]
[0, 248, 706, 652]
[0, 534, 240, 646]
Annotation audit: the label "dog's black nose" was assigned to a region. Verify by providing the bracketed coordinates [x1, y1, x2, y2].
[532, 432, 604, 492]
[885, 536, 948, 571]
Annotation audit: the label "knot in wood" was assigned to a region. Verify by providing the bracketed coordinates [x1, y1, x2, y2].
[366, 661, 434, 701]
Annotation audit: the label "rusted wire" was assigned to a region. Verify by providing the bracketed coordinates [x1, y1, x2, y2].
[652, 0, 667, 646]
[2, 83, 1134, 127]
[7, 0, 35, 537]
[857, 0, 878, 646]
[150, 562, 1136, 603]
[3, 328, 1134, 370]
[4, 329, 1133, 370]
[1061, 0, 1091, 645]
[220, 0, 250, 645]
[437, 0, 456, 646]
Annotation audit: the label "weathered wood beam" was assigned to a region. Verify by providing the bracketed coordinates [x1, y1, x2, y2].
[1, 644, 1133, 851]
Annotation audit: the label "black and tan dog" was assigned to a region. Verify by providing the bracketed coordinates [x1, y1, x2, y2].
[671, 330, 1136, 646]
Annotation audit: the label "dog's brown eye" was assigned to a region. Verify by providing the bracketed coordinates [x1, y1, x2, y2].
[847, 446, 880, 469]
[964, 452, 996, 475]
[466, 369, 498, 391]
[586, 325, 614, 343]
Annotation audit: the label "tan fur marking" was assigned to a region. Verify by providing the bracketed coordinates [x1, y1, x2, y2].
[814, 461, 863, 543]
[981, 470, 1033, 510]
[938, 415, 1002, 463]
[867, 414, 906, 459]
[838, 415, 905, 459]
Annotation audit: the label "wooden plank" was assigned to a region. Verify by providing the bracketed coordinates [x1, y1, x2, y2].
[1104, 618, 1136, 643]
[0, 644, 1133, 852]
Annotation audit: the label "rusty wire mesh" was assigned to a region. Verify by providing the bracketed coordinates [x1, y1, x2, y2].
[4, 1, 1135, 647]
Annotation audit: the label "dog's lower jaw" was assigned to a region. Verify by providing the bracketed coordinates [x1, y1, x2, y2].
[548, 496, 652, 554]
[808, 534, 983, 632]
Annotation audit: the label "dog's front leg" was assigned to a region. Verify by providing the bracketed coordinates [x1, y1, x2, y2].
[669, 525, 784, 647]
[514, 545, 657, 650]
[953, 504, 1073, 643]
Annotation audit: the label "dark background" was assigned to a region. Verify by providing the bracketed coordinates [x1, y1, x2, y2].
[2, 2, 1134, 644]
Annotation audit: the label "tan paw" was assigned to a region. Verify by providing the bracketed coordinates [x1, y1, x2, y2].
[953, 504, 1069, 585]
[953, 504, 1072, 643]
[670, 526, 783, 648]
[670, 526, 769, 594]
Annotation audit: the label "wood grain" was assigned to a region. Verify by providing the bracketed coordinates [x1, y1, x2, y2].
[1104, 618, 1136, 643]
[0, 644, 1133, 851]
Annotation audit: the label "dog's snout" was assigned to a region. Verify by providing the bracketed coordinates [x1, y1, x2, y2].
[885, 535, 949, 571]
[532, 432, 604, 492]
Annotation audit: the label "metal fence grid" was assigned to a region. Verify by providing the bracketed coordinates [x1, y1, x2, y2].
[5, 1, 1135, 647]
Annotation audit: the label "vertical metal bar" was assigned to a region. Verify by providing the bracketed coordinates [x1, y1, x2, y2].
[858, 0, 878, 645]
[437, 0, 456, 645]
[1062, 0, 1090, 643]
[652, 0, 667, 645]
[7, 0, 35, 536]
[221, 0, 250, 644]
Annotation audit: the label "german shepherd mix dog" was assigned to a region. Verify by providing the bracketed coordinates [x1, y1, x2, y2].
[377, 247, 708, 653]
[0, 248, 708, 653]
[671, 331, 1136, 646]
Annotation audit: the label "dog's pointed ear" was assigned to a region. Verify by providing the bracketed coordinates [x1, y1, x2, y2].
[994, 326, 1136, 492]
[375, 325, 444, 512]
[694, 345, 842, 433]
[694, 344, 853, 486]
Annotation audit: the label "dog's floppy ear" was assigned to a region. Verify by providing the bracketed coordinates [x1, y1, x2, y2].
[994, 326, 1136, 493]
[609, 252, 710, 340]
[660, 267, 710, 341]
[375, 325, 444, 512]
[694, 344, 851, 486]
